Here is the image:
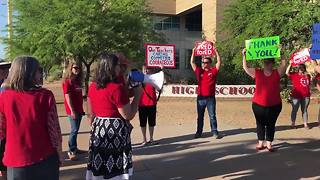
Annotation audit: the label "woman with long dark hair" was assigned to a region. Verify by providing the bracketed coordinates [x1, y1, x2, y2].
[286, 63, 311, 129]
[242, 48, 287, 152]
[0, 56, 62, 180]
[86, 53, 142, 179]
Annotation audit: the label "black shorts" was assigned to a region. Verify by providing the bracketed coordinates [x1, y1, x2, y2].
[138, 105, 156, 127]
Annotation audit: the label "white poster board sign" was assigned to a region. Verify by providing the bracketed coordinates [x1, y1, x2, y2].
[145, 44, 176, 68]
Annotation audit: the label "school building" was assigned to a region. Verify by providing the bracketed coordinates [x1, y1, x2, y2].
[146, 0, 231, 83]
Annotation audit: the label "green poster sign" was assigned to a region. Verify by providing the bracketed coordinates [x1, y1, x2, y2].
[245, 36, 281, 60]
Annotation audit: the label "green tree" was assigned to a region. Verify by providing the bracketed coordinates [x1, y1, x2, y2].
[218, 0, 320, 84]
[5, 0, 163, 94]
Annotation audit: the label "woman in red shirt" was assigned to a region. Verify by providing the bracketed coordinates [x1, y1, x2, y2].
[62, 60, 84, 161]
[242, 48, 287, 152]
[86, 53, 142, 180]
[0, 56, 62, 180]
[139, 64, 158, 145]
[286, 63, 311, 129]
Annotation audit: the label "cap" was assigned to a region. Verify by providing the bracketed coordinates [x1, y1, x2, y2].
[115, 53, 130, 65]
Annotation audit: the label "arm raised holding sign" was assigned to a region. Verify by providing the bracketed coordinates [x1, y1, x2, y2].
[285, 63, 292, 76]
[242, 48, 255, 78]
[277, 55, 287, 77]
[190, 48, 197, 71]
[215, 48, 221, 71]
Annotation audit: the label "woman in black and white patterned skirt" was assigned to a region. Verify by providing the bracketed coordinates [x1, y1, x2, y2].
[86, 53, 142, 180]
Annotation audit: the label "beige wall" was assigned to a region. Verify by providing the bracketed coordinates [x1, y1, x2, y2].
[146, 0, 176, 15]
[175, 0, 202, 14]
[146, 0, 232, 41]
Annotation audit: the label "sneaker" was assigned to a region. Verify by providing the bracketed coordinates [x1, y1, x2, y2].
[304, 125, 311, 129]
[194, 133, 202, 139]
[68, 151, 77, 161]
[75, 148, 87, 154]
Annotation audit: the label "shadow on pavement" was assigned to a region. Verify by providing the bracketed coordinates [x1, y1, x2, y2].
[132, 138, 320, 180]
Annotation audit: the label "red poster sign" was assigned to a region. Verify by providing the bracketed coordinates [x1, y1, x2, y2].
[290, 48, 312, 66]
[194, 41, 215, 56]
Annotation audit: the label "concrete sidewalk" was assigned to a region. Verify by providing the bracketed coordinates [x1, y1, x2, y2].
[58, 115, 320, 180]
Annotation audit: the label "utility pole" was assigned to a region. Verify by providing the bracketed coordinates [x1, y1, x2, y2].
[7, 0, 13, 58]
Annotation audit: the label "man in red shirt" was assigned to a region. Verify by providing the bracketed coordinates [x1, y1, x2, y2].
[190, 47, 221, 138]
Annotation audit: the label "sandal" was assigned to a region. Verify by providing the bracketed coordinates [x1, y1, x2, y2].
[266, 146, 275, 152]
[256, 145, 266, 151]
[148, 140, 159, 145]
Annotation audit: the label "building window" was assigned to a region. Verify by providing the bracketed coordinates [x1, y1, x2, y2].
[185, 49, 201, 69]
[185, 11, 202, 31]
[154, 16, 180, 31]
[175, 48, 180, 69]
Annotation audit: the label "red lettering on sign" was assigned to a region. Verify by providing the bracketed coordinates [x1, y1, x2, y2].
[186, 87, 195, 94]
[172, 86, 180, 94]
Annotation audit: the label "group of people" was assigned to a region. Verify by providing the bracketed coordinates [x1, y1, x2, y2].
[190, 45, 320, 154]
[0, 53, 160, 180]
[0, 44, 319, 180]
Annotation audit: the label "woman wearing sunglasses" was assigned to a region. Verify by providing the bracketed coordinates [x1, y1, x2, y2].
[62, 60, 85, 161]
[242, 48, 287, 152]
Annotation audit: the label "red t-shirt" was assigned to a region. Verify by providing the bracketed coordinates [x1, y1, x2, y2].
[88, 82, 129, 118]
[253, 69, 282, 106]
[62, 79, 84, 115]
[139, 84, 157, 107]
[288, 72, 310, 99]
[195, 67, 218, 96]
[0, 88, 56, 167]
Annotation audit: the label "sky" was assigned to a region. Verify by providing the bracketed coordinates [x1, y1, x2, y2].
[0, 1, 7, 59]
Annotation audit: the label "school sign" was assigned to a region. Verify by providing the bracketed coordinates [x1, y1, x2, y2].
[162, 85, 255, 98]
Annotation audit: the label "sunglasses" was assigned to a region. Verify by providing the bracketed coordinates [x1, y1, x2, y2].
[72, 66, 80, 70]
[202, 61, 210, 64]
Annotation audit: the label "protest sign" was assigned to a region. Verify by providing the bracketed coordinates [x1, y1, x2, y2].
[290, 48, 311, 66]
[245, 36, 281, 60]
[311, 23, 320, 60]
[194, 41, 215, 56]
[145, 44, 176, 68]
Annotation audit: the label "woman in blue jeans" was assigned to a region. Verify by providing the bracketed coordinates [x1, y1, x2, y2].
[286, 63, 311, 129]
[62, 60, 85, 160]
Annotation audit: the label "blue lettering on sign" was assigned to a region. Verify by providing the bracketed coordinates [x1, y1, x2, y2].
[311, 23, 320, 59]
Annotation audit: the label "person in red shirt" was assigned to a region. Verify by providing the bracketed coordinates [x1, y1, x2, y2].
[286, 63, 311, 129]
[62, 60, 85, 161]
[242, 48, 287, 152]
[0, 61, 10, 179]
[0, 56, 62, 180]
[139, 64, 158, 145]
[86, 53, 142, 180]
[190, 47, 221, 139]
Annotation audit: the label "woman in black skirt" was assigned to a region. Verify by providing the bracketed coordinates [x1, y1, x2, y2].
[86, 53, 142, 179]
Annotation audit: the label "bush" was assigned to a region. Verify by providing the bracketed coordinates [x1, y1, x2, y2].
[47, 65, 63, 82]
[280, 88, 292, 104]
